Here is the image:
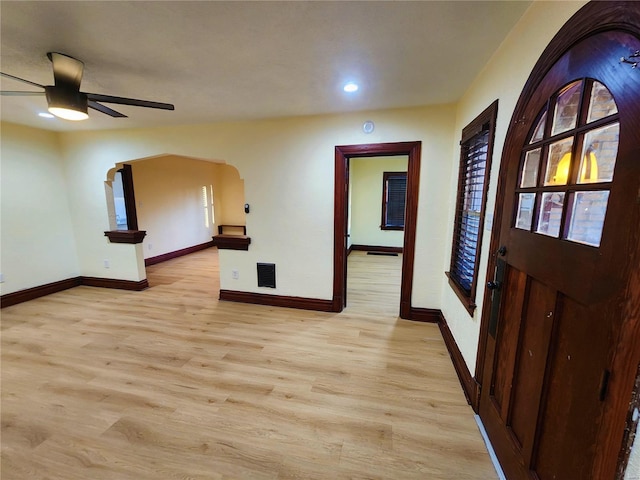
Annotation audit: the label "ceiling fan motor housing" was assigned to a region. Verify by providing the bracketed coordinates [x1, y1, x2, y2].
[45, 86, 88, 114]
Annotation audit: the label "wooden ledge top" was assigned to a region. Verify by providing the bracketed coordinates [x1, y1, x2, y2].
[105, 230, 147, 244]
[212, 234, 251, 251]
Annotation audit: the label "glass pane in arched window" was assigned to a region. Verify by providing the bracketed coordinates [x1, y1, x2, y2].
[530, 110, 547, 144]
[578, 122, 619, 184]
[543, 137, 573, 186]
[536, 192, 565, 237]
[566, 191, 610, 246]
[551, 81, 582, 136]
[587, 81, 618, 123]
[520, 148, 541, 187]
[515, 193, 536, 230]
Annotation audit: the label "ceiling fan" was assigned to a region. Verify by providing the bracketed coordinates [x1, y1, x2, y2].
[0, 52, 174, 121]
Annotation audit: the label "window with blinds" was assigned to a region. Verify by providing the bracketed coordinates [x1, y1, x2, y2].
[381, 171, 407, 230]
[447, 101, 498, 315]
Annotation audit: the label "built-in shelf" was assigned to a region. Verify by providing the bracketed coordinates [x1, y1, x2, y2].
[212, 234, 251, 251]
[104, 230, 147, 244]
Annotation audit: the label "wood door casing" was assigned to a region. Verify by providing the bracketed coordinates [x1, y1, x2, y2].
[333, 142, 421, 317]
[477, 4, 640, 479]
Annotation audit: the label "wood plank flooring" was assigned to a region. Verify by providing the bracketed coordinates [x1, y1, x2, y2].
[1, 248, 497, 479]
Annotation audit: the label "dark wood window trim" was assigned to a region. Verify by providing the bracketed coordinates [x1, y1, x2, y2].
[120, 164, 139, 231]
[447, 100, 498, 316]
[105, 164, 145, 243]
[380, 171, 407, 231]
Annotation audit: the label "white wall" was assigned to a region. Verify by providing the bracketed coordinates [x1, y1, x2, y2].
[440, 0, 587, 369]
[53, 104, 456, 303]
[0, 123, 80, 295]
[350, 156, 408, 248]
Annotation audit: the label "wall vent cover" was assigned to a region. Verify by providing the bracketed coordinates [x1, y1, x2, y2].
[257, 263, 276, 288]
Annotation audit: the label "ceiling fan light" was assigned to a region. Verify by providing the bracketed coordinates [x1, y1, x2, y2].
[48, 106, 89, 121]
[45, 86, 88, 121]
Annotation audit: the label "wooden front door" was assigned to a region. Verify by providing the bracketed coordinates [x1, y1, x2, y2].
[478, 12, 640, 480]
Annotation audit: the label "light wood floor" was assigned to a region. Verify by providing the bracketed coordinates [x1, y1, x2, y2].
[1, 249, 497, 479]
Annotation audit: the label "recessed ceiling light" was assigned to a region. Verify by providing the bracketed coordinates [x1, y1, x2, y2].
[38, 112, 55, 118]
[343, 82, 359, 93]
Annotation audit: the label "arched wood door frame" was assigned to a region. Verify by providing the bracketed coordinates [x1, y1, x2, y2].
[333, 141, 421, 317]
[474, 2, 640, 478]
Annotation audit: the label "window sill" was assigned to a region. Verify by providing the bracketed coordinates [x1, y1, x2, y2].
[212, 234, 251, 251]
[104, 230, 147, 244]
[445, 272, 476, 317]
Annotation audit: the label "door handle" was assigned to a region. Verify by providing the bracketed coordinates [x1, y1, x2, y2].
[488, 258, 506, 338]
[599, 369, 611, 401]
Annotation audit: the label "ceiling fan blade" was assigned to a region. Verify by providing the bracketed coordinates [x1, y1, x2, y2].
[1, 72, 45, 89]
[88, 100, 127, 118]
[47, 52, 83, 90]
[0, 91, 46, 96]
[86, 92, 174, 111]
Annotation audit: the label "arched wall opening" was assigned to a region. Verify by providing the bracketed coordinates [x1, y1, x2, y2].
[105, 154, 245, 281]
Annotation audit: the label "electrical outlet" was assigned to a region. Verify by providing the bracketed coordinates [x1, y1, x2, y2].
[103, 259, 110, 269]
[232, 269, 239, 280]
[148, 243, 152, 250]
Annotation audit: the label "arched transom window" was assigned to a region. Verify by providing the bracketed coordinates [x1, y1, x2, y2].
[514, 79, 619, 247]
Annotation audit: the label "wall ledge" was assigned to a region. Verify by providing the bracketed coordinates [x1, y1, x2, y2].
[104, 230, 147, 244]
[212, 235, 251, 251]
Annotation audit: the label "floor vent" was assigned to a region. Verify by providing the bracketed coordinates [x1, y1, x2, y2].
[257, 263, 276, 288]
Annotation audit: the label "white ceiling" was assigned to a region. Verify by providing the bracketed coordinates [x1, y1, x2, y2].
[0, 1, 531, 132]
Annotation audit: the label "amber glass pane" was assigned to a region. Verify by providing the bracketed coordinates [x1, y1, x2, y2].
[520, 149, 541, 188]
[515, 193, 536, 231]
[551, 81, 582, 136]
[536, 192, 565, 238]
[566, 191, 610, 247]
[543, 138, 573, 186]
[578, 122, 619, 184]
[587, 81, 618, 123]
[530, 110, 547, 144]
